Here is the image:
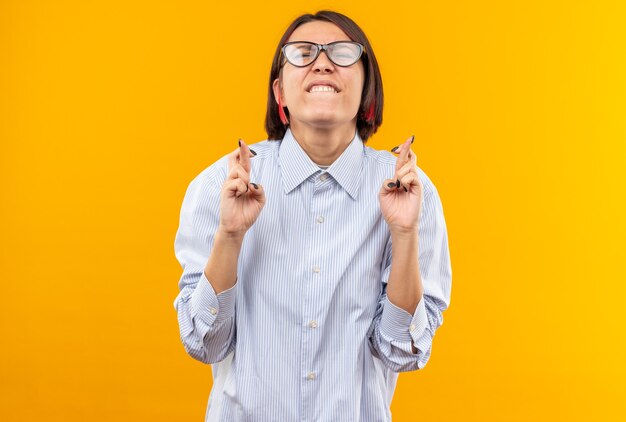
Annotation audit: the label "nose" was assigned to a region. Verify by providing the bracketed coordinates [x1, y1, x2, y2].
[312, 50, 334, 73]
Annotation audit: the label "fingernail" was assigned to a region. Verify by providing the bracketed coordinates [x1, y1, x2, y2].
[396, 179, 400, 188]
[391, 146, 399, 153]
[403, 186, 408, 192]
[251, 182, 258, 189]
[250, 149, 257, 156]
[238, 139, 242, 147]
[387, 182, 396, 188]
[245, 184, 249, 192]
[410, 135, 415, 144]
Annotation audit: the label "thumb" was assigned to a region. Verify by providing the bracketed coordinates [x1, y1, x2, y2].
[249, 182, 266, 206]
[379, 178, 399, 196]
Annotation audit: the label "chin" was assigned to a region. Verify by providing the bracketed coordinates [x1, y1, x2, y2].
[304, 110, 348, 124]
[307, 113, 346, 125]
[306, 119, 340, 128]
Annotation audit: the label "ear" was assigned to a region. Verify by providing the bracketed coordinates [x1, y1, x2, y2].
[272, 78, 284, 105]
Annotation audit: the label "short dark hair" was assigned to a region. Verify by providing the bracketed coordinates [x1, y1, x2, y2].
[265, 10, 384, 142]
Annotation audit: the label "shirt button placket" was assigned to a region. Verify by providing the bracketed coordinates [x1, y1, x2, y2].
[304, 175, 325, 416]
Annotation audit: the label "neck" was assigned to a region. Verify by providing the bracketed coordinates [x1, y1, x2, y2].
[289, 120, 357, 166]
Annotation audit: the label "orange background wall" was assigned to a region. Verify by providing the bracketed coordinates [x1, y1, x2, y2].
[1, 1, 625, 420]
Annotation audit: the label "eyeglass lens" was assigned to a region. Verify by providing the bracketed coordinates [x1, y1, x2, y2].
[283, 42, 363, 67]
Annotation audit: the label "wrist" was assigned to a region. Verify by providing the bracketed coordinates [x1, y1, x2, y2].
[390, 226, 419, 241]
[216, 227, 246, 245]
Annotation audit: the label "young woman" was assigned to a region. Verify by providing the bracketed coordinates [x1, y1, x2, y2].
[173, 10, 452, 421]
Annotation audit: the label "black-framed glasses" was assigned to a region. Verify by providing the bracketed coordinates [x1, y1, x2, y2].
[281, 41, 365, 68]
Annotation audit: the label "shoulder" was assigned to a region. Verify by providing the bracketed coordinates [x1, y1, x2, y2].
[196, 139, 279, 179]
[178, 140, 280, 211]
[248, 139, 280, 159]
[362, 144, 438, 198]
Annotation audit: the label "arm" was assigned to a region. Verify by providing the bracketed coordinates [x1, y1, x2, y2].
[173, 140, 264, 364]
[172, 171, 239, 364]
[369, 188, 452, 372]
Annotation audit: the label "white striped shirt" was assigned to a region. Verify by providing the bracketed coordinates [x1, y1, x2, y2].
[173, 128, 452, 421]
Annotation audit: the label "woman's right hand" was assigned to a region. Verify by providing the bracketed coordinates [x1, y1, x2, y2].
[218, 139, 266, 239]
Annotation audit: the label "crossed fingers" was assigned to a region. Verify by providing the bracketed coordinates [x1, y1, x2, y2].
[391, 135, 418, 192]
[226, 139, 258, 198]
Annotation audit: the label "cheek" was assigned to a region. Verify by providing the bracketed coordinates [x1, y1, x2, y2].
[281, 71, 305, 99]
[284, 86, 303, 108]
[348, 79, 365, 106]
[344, 69, 365, 101]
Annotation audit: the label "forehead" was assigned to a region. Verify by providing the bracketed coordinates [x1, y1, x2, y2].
[287, 21, 352, 44]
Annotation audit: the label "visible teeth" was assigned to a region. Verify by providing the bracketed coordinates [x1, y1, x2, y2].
[310, 85, 337, 93]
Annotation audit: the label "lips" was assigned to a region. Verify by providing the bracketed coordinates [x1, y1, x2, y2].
[306, 80, 340, 93]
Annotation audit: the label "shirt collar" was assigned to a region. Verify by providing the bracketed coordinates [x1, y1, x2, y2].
[278, 128, 364, 200]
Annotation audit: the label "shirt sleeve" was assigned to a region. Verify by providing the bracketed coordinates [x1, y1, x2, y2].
[172, 167, 238, 364]
[368, 187, 452, 372]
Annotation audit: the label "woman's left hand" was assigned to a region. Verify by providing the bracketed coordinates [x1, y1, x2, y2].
[379, 135, 424, 235]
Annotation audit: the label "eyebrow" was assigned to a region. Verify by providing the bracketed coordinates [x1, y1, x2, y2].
[286, 40, 353, 44]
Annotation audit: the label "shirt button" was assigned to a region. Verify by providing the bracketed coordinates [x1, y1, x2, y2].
[309, 320, 318, 328]
[316, 216, 325, 223]
[320, 173, 328, 181]
[307, 372, 316, 380]
[409, 324, 416, 331]
[312, 266, 320, 273]
[209, 307, 217, 315]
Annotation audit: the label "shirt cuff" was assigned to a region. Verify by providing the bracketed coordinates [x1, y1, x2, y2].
[190, 272, 237, 326]
[380, 294, 428, 345]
